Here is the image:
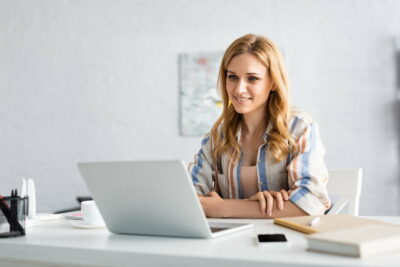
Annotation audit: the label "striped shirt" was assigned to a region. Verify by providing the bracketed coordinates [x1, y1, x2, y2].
[188, 110, 331, 216]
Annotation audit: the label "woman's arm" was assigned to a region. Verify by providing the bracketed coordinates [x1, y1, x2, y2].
[199, 192, 307, 219]
[222, 198, 307, 218]
[189, 135, 216, 196]
[287, 119, 331, 215]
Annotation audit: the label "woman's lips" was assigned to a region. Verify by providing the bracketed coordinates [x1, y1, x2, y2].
[234, 95, 252, 104]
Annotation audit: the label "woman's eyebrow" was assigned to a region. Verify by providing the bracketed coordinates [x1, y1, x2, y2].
[227, 70, 262, 76]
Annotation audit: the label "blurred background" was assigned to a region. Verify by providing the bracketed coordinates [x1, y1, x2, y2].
[0, 0, 399, 215]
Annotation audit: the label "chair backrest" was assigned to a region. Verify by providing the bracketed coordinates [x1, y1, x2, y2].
[326, 168, 363, 216]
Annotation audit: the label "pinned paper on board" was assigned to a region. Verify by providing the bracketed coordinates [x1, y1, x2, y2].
[179, 52, 223, 136]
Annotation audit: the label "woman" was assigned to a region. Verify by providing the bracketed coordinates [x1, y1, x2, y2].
[188, 34, 331, 218]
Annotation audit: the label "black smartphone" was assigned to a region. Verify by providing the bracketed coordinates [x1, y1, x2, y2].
[257, 234, 287, 243]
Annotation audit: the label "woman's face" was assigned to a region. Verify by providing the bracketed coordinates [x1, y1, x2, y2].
[226, 53, 273, 116]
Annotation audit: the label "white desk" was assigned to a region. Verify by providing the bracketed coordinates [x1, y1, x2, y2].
[0, 216, 399, 267]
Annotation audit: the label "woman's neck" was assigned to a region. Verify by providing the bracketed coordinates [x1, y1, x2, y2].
[242, 108, 268, 136]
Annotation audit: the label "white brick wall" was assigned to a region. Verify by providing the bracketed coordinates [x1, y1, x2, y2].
[0, 0, 399, 215]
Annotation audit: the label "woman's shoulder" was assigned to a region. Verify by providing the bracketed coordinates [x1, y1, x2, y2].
[289, 108, 315, 124]
[204, 123, 224, 141]
[200, 132, 212, 146]
[200, 125, 220, 148]
[288, 108, 318, 136]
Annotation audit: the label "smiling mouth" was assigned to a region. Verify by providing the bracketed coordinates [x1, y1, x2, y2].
[234, 96, 252, 103]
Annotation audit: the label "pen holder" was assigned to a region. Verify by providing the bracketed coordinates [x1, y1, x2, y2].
[0, 196, 28, 238]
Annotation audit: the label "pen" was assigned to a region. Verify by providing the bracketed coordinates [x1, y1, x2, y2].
[309, 216, 320, 227]
[10, 190, 16, 231]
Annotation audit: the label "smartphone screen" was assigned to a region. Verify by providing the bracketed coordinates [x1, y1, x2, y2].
[258, 234, 287, 243]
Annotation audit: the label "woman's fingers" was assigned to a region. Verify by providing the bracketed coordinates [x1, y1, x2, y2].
[248, 189, 291, 216]
[249, 192, 266, 214]
[280, 190, 289, 201]
[272, 191, 284, 210]
[256, 192, 267, 214]
[263, 191, 274, 216]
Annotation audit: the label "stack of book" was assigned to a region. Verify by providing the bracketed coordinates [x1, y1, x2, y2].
[274, 215, 400, 258]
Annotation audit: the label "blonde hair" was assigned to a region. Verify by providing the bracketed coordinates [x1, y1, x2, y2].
[210, 34, 296, 163]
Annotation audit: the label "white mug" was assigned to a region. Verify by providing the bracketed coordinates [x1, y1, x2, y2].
[81, 200, 105, 226]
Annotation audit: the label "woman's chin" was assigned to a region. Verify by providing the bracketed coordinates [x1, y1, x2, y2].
[232, 106, 249, 114]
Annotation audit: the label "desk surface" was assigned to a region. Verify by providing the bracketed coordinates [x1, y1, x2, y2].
[0, 216, 399, 267]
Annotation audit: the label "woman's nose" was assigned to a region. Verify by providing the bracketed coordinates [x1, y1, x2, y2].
[235, 80, 247, 94]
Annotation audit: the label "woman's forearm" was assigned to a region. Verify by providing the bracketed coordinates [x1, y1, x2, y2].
[220, 199, 307, 218]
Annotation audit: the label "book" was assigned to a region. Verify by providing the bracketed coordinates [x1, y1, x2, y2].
[273, 214, 400, 234]
[306, 225, 400, 257]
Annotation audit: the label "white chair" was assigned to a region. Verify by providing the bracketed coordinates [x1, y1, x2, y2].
[326, 168, 363, 216]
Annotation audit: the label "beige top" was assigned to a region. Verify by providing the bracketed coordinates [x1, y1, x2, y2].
[240, 166, 259, 198]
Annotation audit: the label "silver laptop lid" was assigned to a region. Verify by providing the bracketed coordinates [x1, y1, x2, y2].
[78, 160, 213, 238]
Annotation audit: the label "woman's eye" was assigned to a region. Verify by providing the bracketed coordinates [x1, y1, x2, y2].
[227, 75, 238, 80]
[248, 76, 259, 81]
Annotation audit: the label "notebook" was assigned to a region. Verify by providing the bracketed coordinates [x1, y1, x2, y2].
[307, 225, 400, 257]
[78, 160, 253, 238]
[274, 214, 400, 234]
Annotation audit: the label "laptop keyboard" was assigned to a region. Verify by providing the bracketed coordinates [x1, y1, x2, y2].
[210, 227, 229, 233]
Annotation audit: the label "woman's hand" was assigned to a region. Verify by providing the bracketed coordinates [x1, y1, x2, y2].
[198, 191, 225, 218]
[246, 190, 291, 216]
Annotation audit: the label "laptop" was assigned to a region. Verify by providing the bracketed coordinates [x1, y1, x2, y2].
[78, 160, 253, 238]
